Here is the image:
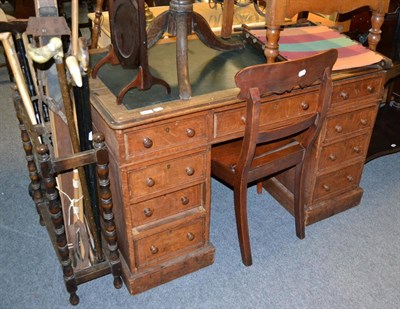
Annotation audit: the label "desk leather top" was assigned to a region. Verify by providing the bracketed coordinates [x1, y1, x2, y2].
[92, 38, 265, 110]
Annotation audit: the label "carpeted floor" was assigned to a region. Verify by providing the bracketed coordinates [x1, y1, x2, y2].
[0, 29, 399, 309]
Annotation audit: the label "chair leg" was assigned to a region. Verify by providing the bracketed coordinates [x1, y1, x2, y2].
[294, 163, 305, 239]
[234, 181, 253, 266]
[256, 181, 263, 194]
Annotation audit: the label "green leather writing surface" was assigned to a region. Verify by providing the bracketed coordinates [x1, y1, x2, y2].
[92, 38, 264, 109]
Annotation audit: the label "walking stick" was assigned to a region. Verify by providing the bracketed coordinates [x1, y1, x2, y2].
[70, 0, 103, 257]
[0, 9, 36, 125]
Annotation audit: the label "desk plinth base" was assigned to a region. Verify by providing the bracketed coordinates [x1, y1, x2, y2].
[263, 178, 363, 226]
[121, 244, 215, 295]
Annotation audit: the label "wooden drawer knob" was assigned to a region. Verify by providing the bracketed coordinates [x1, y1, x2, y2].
[335, 125, 343, 133]
[143, 208, 153, 217]
[181, 196, 189, 205]
[146, 177, 155, 187]
[186, 232, 195, 241]
[347, 175, 354, 182]
[360, 118, 368, 126]
[241, 116, 246, 124]
[150, 245, 159, 254]
[328, 154, 336, 161]
[186, 167, 195, 176]
[301, 102, 309, 110]
[367, 85, 375, 93]
[323, 184, 330, 192]
[353, 146, 361, 153]
[143, 137, 153, 148]
[186, 128, 195, 137]
[340, 91, 349, 100]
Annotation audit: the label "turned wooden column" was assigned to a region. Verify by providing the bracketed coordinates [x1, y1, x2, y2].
[37, 144, 79, 305]
[92, 132, 123, 289]
[170, 0, 193, 99]
[90, 0, 105, 49]
[14, 96, 44, 226]
[368, 11, 386, 51]
[264, 26, 281, 64]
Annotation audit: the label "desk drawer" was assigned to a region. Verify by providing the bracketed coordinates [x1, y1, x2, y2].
[134, 216, 205, 268]
[124, 114, 207, 159]
[332, 77, 382, 107]
[127, 151, 207, 202]
[313, 162, 363, 202]
[318, 133, 370, 171]
[213, 92, 318, 139]
[323, 106, 376, 142]
[130, 184, 204, 227]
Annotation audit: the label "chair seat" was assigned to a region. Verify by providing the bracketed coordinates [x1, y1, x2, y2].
[211, 137, 305, 185]
[246, 26, 385, 71]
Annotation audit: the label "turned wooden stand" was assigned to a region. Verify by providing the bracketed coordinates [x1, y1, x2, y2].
[146, 0, 244, 99]
[13, 93, 123, 305]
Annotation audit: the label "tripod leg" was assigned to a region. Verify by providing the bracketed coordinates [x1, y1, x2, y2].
[193, 12, 244, 51]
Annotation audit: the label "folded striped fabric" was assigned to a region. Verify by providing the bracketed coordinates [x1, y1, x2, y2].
[250, 26, 384, 70]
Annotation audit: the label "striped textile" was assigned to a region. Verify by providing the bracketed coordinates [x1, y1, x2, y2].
[250, 26, 384, 70]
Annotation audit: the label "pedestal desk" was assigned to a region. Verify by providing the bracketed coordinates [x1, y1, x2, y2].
[89, 39, 386, 294]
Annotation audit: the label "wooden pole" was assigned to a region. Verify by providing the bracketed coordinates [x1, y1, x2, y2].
[90, 0, 105, 49]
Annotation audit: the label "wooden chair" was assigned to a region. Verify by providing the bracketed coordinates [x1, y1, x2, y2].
[264, 0, 391, 63]
[211, 49, 338, 266]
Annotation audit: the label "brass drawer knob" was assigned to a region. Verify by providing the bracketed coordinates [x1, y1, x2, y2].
[187, 232, 195, 241]
[323, 184, 330, 192]
[143, 208, 153, 217]
[143, 137, 153, 148]
[300, 102, 309, 110]
[340, 91, 349, 100]
[328, 154, 336, 161]
[146, 177, 155, 187]
[181, 196, 189, 205]
[347, 175, 354, 182]
[367, 85, 375, 93]
[335, 125, 343, 133]
[150, 245, 159, 254]
[360, 118, 368, 126]
[353, 146, 361, 153]
[186, 167, 195, 176]
[186, 128, 195, 138]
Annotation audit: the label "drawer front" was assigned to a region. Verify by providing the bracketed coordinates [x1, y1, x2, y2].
[332, 77, 382, 106]
[213, 92, 318, 139]
[313, 162, 363, 202]
[318, 133, 370, 171]
[128, 152, 206, 201]
[124, 114, 207, 159]
[130, 184, 203, 227]
[323, 106, 376, 142]
[134, 217, 204, 267]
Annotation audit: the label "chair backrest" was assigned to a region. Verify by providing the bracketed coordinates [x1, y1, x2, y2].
[234, 49, 338, 175]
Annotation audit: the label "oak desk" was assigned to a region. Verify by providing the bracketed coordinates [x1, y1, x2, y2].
[89, 39, 386, 294]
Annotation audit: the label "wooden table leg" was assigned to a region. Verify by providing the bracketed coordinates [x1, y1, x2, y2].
[221, 0, 234, 39]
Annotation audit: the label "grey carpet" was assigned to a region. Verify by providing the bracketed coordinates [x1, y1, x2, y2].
[0, 50, 399, 308]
